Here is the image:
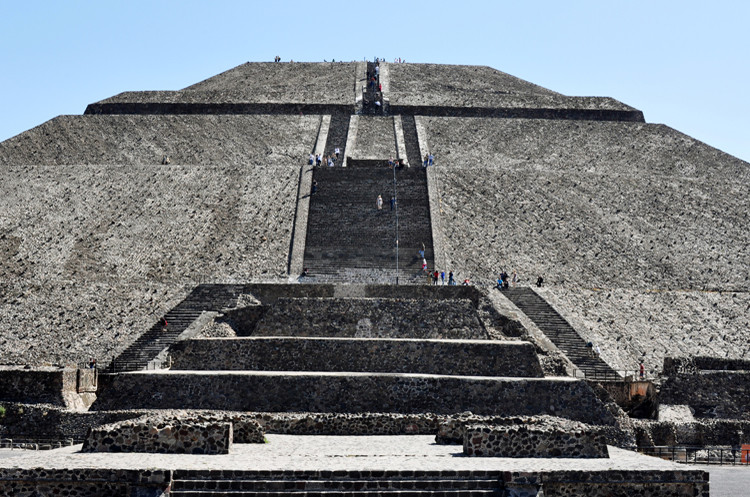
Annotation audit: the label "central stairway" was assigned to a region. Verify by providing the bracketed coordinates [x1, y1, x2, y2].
[303, 160, 433, 283]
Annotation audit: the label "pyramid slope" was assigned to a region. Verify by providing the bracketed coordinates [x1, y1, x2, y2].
[183, 61, 359, 104]
[0, 114, 323, 366]
[422, 116, 749, 370]
[0, 114, 320, 166]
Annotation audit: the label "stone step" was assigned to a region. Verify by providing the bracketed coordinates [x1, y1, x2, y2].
[169, 337, 544, 377]
[171, 479, 500, 492]
[170, 490, 498, 497]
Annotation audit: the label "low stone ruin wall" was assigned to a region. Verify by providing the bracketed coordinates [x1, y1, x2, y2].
[81, 412, 265, 454]
[436, 413, 633, 448]
[83, 419, 233, 454]
[0, 367, 76, 406]
[659, 371, 750, 419]
[92, 373, 614, 425]
[463, 423, 609, 458]
[169, 337, 544, 377]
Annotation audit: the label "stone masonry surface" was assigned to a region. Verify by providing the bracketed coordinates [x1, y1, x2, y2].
[463, 423, 609, 458]
[82, 411, 265, 450]
[421, 116, 749, 371]
[169, 337, 544, 376]
[0, 114, 321, 366]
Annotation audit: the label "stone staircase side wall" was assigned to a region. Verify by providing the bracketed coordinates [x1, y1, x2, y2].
[417, 116, 449, 272]
[289, 115, 330, 277]
[342, 115, 358, 168]
[393, 115, 408, 163]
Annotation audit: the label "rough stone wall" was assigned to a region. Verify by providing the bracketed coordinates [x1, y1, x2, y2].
[0, 468, 169, 497]
[81, 411, 263, 452]
[0, 115, 320, 366]
[92, 373, 614, 425]
[169, 337, 544, 377]
[83, 418, 233, 454]
[659, 372, 750, 419]
[251, 297, 488, 339]
[421, 116, 749, 371]
[437, 413, 631, 447]
[463, 423, 609, 458]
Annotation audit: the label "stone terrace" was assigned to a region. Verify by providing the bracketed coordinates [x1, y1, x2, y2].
[421, 116, 749, 370]
[387, 64, 639, 117]
[0, 115, 323, 366]
[88, 62, 362, 108]
[0, 114, 320, 165]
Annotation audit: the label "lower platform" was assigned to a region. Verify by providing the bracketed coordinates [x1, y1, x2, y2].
[0, 435, 709, 496]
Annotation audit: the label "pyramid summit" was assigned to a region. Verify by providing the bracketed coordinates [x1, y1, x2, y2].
[0, 60, 746, 494]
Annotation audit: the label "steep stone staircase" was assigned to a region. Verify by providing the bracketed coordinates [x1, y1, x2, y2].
[108, 284, 242, 372]
[362, 61, 384, 116]
[503, 287, 620, 380]
[324, 112, 350, 164]
[169, 470, 503, 497]
[303, 159, 434, 283]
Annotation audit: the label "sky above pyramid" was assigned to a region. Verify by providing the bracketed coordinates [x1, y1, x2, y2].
[1, 0, 748, 163]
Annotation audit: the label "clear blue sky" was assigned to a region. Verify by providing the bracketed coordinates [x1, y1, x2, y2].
[1, 1, 748, 163]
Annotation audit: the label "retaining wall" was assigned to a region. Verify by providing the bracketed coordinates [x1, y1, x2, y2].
[0, 367, 76, 406]
[659, 372, 750, 420]
[169, 337, 543, 377]
[92, 373, 614, 425]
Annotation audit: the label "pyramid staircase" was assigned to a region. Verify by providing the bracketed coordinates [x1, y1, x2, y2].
[503, 287, 620, 380]
[169, 470, 503, 497]
[324, 112, 350, 164]
[303, 160, 434, 284]
[107, 284, 243, 372]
